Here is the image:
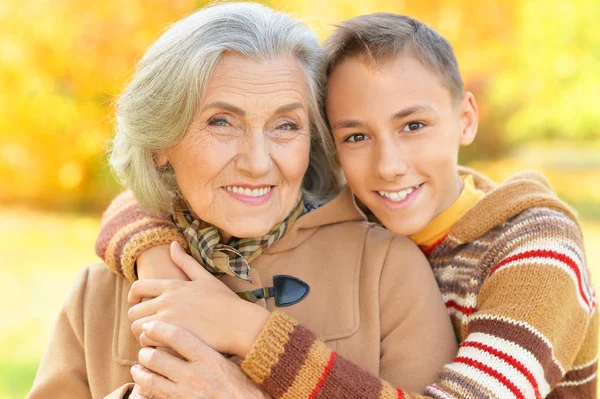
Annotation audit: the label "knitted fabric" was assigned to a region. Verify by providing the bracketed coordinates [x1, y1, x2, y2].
[238, 169, 598, 399]
[94, 191, 189, 282]
[95, 169, 598, 398]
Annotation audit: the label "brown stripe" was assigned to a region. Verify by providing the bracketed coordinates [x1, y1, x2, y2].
[469, 317, 563, 385]
[477, 262, 589, 364]
[563, 361, 598, 382]
[112, 220, 175, 275]
[95, 199, 137, 258]
[316, 352, 383, 399]
[547, 379, 597, 398]
[241, 311, 298, 385]
[283, 340, 333, 399]
[263, 325, 316, 398]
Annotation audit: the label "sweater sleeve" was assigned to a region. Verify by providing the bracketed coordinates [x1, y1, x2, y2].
[94, 191, 188, 282]
[241, 210, 597, 399]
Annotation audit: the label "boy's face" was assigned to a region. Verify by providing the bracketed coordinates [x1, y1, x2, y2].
[326, 55, 478, 236]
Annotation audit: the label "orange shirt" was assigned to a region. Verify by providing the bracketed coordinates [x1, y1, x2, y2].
[410, 175, 485, 249]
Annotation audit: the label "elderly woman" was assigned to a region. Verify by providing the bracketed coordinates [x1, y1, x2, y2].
[27, 3, 456, 399]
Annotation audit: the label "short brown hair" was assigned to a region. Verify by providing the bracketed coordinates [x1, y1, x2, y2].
[323, 13, 464, 102]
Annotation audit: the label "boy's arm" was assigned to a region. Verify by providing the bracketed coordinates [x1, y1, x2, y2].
[241, 211, 597, 398]
[95, 191, 188, 282]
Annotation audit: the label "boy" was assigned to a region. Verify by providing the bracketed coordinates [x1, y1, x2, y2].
[97, 13, 597, 398]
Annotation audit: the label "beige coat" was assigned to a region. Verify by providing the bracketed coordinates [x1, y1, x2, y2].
[27, 188, 457, 398]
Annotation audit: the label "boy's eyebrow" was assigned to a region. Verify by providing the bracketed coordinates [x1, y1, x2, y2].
[331, 119, 365, 130]
[331, 105, 437, 130]
[392, 105, 436, 120]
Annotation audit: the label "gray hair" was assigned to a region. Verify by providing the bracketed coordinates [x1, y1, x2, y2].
[110, 1, 341, 215]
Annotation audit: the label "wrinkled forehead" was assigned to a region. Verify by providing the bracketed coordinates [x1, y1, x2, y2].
[200, 53, 311, 116]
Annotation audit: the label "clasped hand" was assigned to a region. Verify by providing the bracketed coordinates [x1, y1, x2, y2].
[126, 242, 271, 399]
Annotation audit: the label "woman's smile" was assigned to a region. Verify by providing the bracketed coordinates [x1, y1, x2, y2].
[222, 184, 275, 206]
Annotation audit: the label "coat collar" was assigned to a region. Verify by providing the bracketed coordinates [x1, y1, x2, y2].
[265, 186, 367, 254]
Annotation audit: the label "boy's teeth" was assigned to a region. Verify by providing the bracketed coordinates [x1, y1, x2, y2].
[226, 186, 271, 197]
[377, 185, 419, 202]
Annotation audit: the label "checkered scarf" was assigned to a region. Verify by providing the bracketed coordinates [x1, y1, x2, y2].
[171, 195, 304, 280]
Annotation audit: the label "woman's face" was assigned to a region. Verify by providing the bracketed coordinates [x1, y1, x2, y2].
[157, 53, 311, 241]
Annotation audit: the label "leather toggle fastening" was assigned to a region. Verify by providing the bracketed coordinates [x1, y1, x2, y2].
[236, 275, 310, 307]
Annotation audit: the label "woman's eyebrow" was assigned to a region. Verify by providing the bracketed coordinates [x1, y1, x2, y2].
[274, 102, 304, 115]
[202, 101, 246, 116]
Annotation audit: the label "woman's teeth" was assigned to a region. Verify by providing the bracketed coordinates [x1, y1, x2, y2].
[225, 186, 272, 197]
[377, 184, 420, 202]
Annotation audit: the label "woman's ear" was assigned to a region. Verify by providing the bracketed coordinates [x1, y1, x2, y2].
[459, 92, 479, 147]
[154, 151, 169, 166]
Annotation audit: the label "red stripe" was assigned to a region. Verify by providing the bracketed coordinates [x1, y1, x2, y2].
[308, 351, 337, 399]
[462, 341, 541, 399]
[396, 388, 406, 399]
[444, 299, 476, 316]
[455, 356, 525, 399]
[489, 249, 590, 310]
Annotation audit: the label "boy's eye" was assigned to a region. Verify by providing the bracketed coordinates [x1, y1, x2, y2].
[403, 122, 424, 132]
[345, 133, 368, 142]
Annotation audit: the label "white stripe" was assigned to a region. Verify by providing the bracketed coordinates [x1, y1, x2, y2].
[457, 345, 535, 398]
[465, 333, 550, 397]
[445, 362, 515, 398]
[490, 254, 591, 313]
[571, 355, 599, 371]
[557, 372, 596, 387]
[443, 292, 477, 323]
[469, 313, 566, 376]
[443, 292, 477, 307]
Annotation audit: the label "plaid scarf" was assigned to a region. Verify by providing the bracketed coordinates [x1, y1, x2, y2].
[171, 195, 304, 280]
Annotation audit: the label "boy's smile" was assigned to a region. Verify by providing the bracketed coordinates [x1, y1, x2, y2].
[326, 55, 478, 236]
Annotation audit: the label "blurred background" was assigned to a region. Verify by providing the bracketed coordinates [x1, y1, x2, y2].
[1, 0, 598, 397]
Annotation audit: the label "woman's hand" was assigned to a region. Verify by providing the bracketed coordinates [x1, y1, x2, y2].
[127, 242, 270, 357]
[129, 321, 271, 399]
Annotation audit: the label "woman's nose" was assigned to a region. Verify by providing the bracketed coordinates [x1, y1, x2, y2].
[374, 140, 409, 182]
[235, 130, 272, 177]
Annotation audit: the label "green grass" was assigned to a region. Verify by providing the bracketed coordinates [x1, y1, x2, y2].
[3, 207, 600, 398]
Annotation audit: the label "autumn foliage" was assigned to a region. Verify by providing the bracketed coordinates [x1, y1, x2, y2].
[1, 0, 598, 212]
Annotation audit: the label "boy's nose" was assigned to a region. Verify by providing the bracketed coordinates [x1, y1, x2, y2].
[374, 141, 409, 181]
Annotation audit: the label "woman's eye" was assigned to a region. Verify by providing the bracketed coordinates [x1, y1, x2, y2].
[403, 122, 424, 132]
[345, 133, 368, 142]
[208, 117, 230, 127]
[277, 122, 299, 130]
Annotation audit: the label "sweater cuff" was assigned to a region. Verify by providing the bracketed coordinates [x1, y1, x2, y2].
[241, 311, 300, 384]
[117, 227, 189, 282]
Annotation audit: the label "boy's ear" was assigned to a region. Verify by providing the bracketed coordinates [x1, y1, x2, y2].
[154, 151, 169, 166]
[458, 92, 478, 146]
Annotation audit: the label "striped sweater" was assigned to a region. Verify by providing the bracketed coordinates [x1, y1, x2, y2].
[95, 169, 597, 398]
